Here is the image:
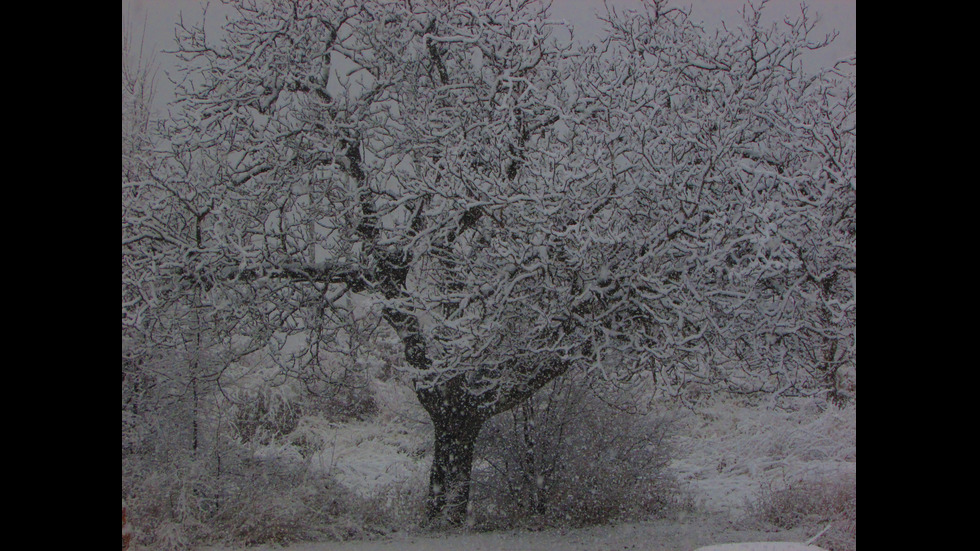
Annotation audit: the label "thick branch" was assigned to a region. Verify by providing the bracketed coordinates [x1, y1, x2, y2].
[182, 260, 368, 292]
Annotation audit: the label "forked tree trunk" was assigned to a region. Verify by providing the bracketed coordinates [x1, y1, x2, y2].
[390, 307, 566, 525]
[386, 307, 489, 525]
[425, 412, 484, 525]
[412, 363, 570, 525]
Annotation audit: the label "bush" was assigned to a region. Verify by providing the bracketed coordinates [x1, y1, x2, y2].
[232, 389, 302, 445]
[209, 457, 357, 544]
[123, 379, 376, 548]
[747, 473, 856, 551]
[122, 366, 427, 548]
[358, 473, 429, 532]
[123, 440, 388, 549]
[471, 376, 677, 528]
[231, 370, 378, 446]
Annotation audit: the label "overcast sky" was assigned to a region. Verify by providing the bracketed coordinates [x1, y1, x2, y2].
[125, 0, 855, 109]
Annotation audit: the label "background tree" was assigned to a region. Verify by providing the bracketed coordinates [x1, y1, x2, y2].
[122, 3, 157, 183]
[123, 0, 855, 526]
[587, 1, 856, 404]
[123, 3, 159, 455]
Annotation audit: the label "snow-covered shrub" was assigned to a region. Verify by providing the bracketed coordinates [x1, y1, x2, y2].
[231, 369, 378, 446]
[302, 377, 379, 423]
[124, 435, 376, 549]
[122, 458, 215, 549]
[357, 473, 430, 533]
[123, 378, 368, 548]
[471, 376, 677, 528]
[209, 457, 358, 544]
[232, 389, 302, 445]
[747, 473, 856, 551]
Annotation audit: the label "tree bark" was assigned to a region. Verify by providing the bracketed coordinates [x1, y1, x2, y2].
[425, 412, 484, 525]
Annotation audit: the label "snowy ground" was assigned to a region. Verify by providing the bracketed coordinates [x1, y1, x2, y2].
[197, 382, 855, 551]
[198, 515, 813, 551]
[669, 399, 856, 518]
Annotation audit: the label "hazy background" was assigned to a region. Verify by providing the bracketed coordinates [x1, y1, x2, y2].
[123, 0, 855, 110]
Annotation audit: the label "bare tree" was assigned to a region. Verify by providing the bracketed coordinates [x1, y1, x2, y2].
[122, 2, 157, 183]
[123, 0, 855, 525]
[123, 2, 160, 440]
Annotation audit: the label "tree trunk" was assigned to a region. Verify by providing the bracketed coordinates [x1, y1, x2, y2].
[425, 413, 484, 525]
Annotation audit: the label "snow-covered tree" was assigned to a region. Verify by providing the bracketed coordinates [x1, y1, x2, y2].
[123, 0, 855, 525]
[586, 1, 856, 405]
[123, 4, 160, 447]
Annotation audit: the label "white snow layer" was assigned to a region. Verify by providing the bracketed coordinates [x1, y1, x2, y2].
[695, 545, 827, 551]
[197, 395, 853, 551]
